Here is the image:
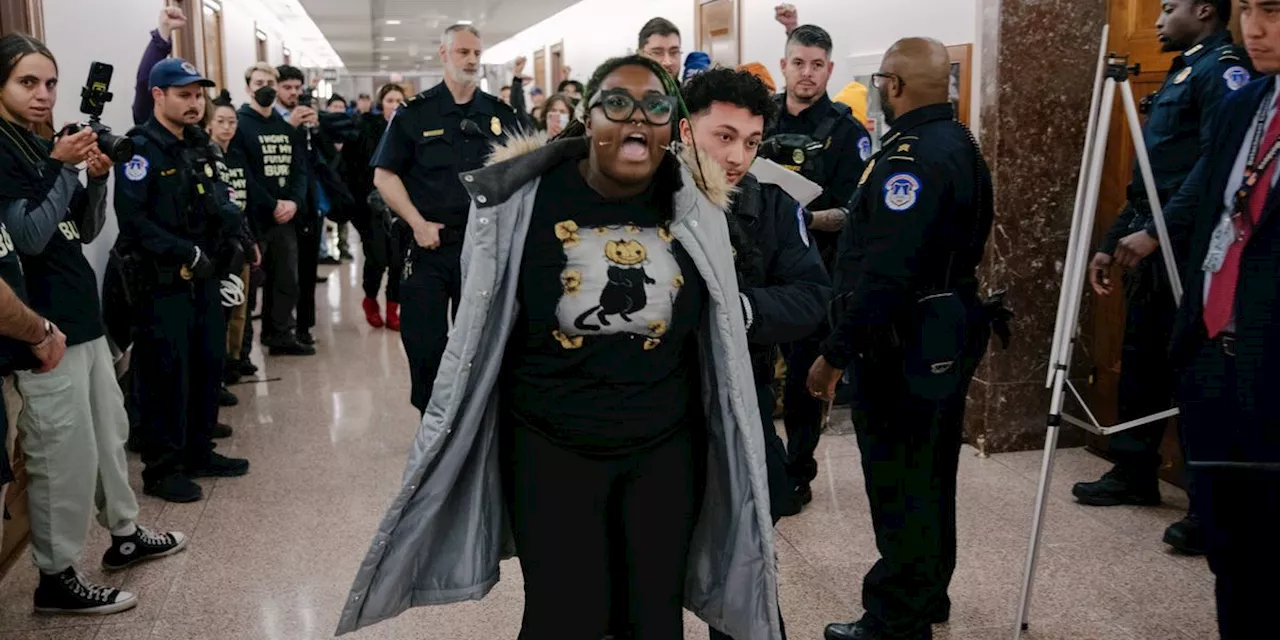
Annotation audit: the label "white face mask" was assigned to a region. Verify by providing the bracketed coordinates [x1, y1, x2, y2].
[552, 112, 569, 129]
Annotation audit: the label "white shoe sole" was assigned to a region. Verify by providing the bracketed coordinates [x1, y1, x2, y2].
[101, 533, 190, 572]
[35, 593, 138, 616]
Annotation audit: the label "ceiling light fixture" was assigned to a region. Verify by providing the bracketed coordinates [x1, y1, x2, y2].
[457, 20, 473, 25]
[383, 36, 396, 42]
[385, 19, 401, 25]
[380, 55, 390, 60]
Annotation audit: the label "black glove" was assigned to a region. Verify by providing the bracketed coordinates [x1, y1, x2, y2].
[189, 246, 215, 280]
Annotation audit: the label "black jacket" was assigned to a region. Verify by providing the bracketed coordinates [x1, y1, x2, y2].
[1162, 78, 1280, 436]
[822, 103, 993, 370]
[733, 175, 832, 384]
[115, 118, 241, 266]
[231, 104, 308, 232]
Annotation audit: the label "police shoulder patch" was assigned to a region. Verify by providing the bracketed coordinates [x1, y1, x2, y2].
[795, 204, 810, 248]
[883, 172, 921, 212]
[1223, 66, 1251, 91]
[857, 136, 872, 162]
[123, 155, 149, 182]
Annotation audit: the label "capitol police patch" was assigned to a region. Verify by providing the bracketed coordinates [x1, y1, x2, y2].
[123, 155, 149, 182]
[857, 136, 872, 162]
[1223, 66, 1250, 91]
[884, 173, 921, 211]
[796, 204, 810, 248]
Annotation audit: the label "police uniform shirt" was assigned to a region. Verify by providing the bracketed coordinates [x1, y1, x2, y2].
[116, 119, 231, 265]
[1139, 31, 1253, 199]
[370, 83, 521, 229]
[821, 103, 992, 369]
[769, 92, 872, 212]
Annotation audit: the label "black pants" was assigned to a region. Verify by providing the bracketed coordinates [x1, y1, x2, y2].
[353, 215, 401, 303]
[296, 219, 319, 333]
[503, 425, 698, 640]
[1108, 255, 1185, 480]
[783, 335, 823, 487]
[847, 334, 987, 638]
[132, 279, 223, 486]
[400, 242, 461, 412]
[1178, 338, 1280, 639]
[259, 223, 299, 342]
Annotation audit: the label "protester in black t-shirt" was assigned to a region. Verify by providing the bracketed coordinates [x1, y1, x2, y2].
[497, 57, 704, 638]
[0, 33, 186, 617]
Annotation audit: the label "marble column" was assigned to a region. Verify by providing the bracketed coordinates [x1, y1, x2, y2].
[965, 0, 1109, 453]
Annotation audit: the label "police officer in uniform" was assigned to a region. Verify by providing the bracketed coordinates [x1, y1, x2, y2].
[115, 59, 250, 503]
[371, 23, 521, 413]
[759, 23, 871, 506]
[809, 39, 995, 640]
[1074, 0, 1251, 555]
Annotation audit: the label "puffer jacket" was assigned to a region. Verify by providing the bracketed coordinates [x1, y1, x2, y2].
[335, 134, 782, 640]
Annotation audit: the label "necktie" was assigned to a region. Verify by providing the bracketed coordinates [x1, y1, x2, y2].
[1203, 103, 1280, 337]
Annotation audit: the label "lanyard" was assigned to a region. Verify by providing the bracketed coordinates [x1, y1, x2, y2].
[1232, 93, 1280, 238]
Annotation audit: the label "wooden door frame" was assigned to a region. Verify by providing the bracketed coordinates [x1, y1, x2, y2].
[200, 0, 227, 90]
[693, 0, 742, 66]
[0, 0, 43, 37]
[549, 41, 564, 88]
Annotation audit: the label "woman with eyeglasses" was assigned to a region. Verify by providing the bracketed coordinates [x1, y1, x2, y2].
[338, 55, 781, 640]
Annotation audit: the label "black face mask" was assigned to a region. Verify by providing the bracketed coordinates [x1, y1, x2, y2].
[254, 86, 277, 108]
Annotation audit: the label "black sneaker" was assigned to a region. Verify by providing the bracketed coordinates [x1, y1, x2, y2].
[795, 482, 814, 507]
[1071, 467, 1161, 507]
[224, 362, 243, 385]
[297, 330, 317, 346]
[187, 452, 249, 478]
[1163, 514, 1207, 556]
[218, 386, 239, 407]
[268, 339, 316, 356]
[212, 422, 234, 439]
[339, 249, 355, 261]
[144, 474, 203, 503]
[102, 526, 188, 571]
[34, 567, 137, 615]
[319, 255, 342, 266]
[237, 360, 259, 376]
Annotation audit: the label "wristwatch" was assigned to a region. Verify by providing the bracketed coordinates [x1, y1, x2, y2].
[28, 319, 52, 346]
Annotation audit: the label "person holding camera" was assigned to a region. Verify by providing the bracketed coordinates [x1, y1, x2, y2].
[116, 58, 251, 505]
[0, 34, 188, 614]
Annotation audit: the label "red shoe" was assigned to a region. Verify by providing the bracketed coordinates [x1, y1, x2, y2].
[362, 297, 384, 328]
[385, 302, 401, 332]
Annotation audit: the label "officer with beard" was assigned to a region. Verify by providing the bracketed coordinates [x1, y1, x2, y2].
[370, 23, 521, 413]
[810, 38, 996, 640]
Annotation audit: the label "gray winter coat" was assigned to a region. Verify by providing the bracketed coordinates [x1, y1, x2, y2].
[335, 135, 782, 640]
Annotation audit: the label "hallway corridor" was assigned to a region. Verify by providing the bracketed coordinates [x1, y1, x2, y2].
[0, 256, 1218, 640]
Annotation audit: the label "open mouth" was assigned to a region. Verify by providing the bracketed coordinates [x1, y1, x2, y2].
[620, 131, 650, 161]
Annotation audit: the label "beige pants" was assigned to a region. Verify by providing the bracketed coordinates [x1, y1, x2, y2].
[16, 337, 139, 573]
[0, 375, 20, 546]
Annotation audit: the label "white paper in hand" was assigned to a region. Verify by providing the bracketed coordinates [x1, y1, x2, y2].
[749, 158, 823, 206]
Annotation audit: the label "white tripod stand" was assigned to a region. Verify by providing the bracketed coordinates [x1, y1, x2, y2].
[1013, 26, 1184, 639]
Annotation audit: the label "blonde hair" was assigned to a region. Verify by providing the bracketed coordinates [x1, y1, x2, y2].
[243, 62, 278, 86]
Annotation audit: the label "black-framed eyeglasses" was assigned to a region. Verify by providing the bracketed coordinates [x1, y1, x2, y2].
[871, 72, 903, 90]
[588, 89, 678, 125]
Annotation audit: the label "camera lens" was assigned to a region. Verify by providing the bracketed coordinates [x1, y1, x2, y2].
[97, 131, 134, 163]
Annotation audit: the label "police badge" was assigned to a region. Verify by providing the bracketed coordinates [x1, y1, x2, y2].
[491, 116, 502, 136]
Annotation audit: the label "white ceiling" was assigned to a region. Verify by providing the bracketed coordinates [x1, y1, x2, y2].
[298, 0, 580, 73]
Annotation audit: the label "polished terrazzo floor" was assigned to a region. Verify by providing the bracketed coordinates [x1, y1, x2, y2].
[0, 255, 1217, 639]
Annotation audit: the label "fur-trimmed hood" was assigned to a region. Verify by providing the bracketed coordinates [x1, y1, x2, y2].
[469, 131, 736, 212]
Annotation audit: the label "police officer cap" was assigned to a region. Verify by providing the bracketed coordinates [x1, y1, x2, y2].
[150, 58, 216, 90]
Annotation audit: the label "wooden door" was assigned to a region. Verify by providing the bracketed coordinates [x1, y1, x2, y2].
[1086, 0, 1241, 485]
[696, 0, 740, 67]
[550, 42, 564, 88]
[534, 48, 547, 95]
[202, 0, 226, 90]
